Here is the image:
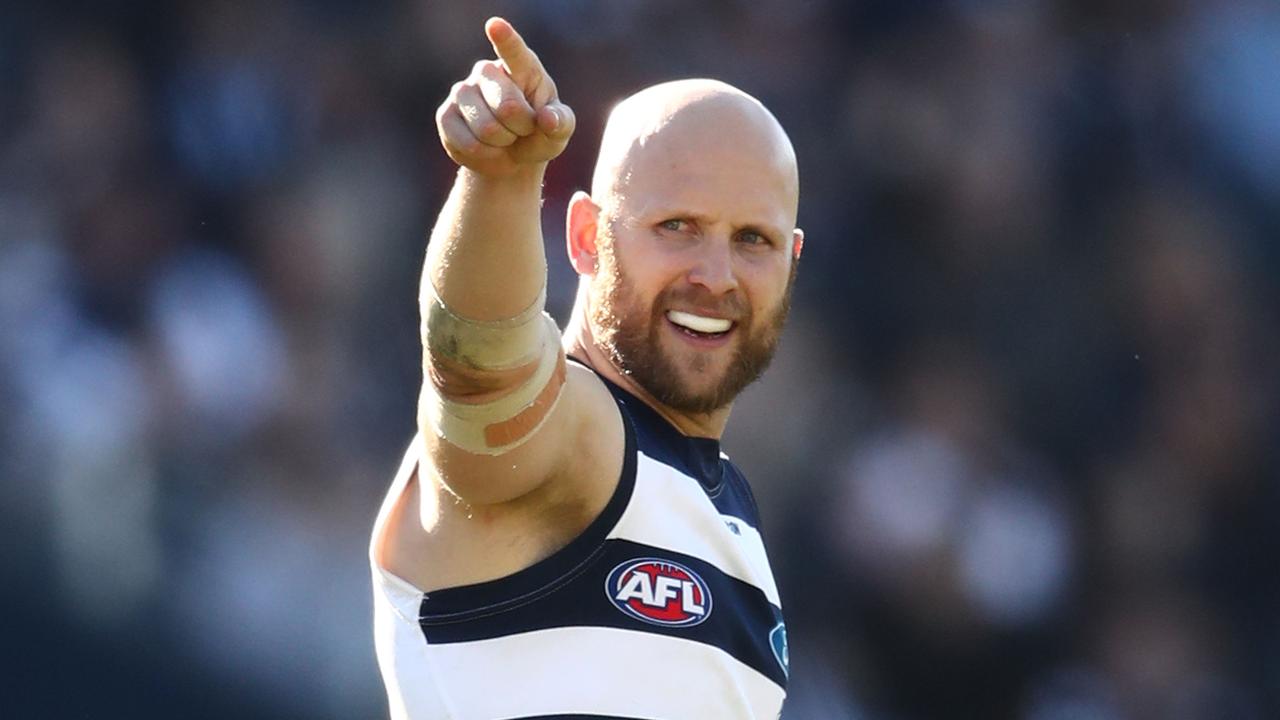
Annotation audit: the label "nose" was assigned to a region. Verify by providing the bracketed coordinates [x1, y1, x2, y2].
[687, 240, 738, 296]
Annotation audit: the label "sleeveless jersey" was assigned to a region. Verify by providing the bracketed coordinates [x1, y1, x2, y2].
[370, 373, 789, 719]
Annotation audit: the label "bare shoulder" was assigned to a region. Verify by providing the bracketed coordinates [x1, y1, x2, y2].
[375, 361, 625, 593]
[556, 360, 625, 497]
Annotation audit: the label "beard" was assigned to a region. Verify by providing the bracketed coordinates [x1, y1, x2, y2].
[589, 240, 798, 415]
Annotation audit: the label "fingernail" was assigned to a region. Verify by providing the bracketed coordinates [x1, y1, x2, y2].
[548, 108, 560, 130]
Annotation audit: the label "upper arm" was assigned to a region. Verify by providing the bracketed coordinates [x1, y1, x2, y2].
[418, 360, 622, 507]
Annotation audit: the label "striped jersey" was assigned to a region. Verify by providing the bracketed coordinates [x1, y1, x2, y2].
[371, 372, 789, 719]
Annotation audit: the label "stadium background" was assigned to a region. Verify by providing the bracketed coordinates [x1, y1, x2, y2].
[2, 1, 1278, 718]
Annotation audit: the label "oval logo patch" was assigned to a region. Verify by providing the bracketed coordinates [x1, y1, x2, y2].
[605, 558, 713, 627]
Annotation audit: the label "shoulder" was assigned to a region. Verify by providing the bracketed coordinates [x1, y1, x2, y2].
[563, 358, 620, 423]
[553, 358, 627, 489]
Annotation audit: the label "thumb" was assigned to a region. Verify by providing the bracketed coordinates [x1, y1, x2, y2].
[537, 101, 576, 141]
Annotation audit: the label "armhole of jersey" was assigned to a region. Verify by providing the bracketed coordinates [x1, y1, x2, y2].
[370, 435, 431, 620]
[416, 369, 638, 621]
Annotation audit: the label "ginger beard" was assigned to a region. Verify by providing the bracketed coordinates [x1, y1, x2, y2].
[589, 226, 798, 414]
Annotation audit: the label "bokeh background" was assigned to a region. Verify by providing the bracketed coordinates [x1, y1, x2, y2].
[3, 0, 1278, 718]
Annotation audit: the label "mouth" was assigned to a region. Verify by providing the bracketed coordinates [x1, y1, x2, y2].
[666, 310, 736, 344]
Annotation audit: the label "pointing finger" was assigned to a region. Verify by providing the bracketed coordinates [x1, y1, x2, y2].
[484, 17, 551, 100]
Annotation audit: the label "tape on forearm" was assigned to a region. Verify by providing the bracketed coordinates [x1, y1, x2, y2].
[421, 313, 567, 455]
[421, 282, 548, 370]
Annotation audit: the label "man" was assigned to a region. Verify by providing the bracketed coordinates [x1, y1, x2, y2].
[371, 16, 803, 719]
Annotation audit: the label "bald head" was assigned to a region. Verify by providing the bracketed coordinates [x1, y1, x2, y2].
[591, 79, 799, 220]
[567, 80, 804, 420]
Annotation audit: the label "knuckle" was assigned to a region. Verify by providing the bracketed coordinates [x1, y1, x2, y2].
[530, 75, 555, 103]
[452, 136, 481, 155]
[494, 98, 527, 121]
[474, 121, 504, 141]
[457, 102, 479, 123]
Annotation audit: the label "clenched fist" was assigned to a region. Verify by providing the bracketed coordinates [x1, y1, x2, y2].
[436, 18, 577, 177]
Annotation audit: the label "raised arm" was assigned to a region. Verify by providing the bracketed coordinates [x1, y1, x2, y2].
[427, 17, 573, 322]
[427, 18, 574, 313]
[418, 18, 587, 504]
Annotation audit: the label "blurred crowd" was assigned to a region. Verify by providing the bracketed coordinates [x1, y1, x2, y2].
[2, 1, 1277, 718]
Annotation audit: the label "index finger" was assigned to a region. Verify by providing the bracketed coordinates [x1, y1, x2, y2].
[484, 18, 547, 91]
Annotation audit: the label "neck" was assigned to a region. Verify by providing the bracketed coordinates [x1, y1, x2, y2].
[563, 297, 732, 439]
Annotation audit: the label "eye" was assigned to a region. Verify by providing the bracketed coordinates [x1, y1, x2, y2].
[737, 230, 770, 246]
[659, 218, 687, 232]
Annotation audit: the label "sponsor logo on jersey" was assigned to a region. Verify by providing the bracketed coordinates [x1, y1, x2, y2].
[605, 558, 712, 627]
[770, 622, 788, 677]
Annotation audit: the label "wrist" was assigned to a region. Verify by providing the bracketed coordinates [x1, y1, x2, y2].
[460, 162, 547, 188]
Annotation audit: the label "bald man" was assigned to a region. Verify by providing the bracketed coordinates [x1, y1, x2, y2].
[371, 18, 801, 719]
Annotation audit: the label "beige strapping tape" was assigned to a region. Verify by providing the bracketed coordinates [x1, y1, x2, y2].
[420, 314, 566, 456]
[421, 282, 547, 370]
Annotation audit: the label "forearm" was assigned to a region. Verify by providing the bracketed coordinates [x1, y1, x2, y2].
[415, 17, 575, 460]
[423, 165, 548, 321]
[418, 163, 565, 457]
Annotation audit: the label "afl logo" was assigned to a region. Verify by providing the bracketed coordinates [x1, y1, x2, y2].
[605, 558, 712, 627]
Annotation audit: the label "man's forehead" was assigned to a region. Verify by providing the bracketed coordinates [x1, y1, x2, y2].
[618, 156, 797, 231]
[592, 79, 799, 209]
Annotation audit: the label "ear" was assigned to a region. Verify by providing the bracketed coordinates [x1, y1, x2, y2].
[791, 228, 805, 261]
[566, 191, 600, 276]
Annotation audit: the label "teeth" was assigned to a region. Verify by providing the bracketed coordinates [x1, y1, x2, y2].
[667, 310, 732, 334]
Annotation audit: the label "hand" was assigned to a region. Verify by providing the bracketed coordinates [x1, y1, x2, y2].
[436, 17, 577, 177]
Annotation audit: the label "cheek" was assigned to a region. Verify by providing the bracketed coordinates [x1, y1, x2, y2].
[597, 257, 662, 320]
[742, 261, 792, 310]
[618, 256, 683, 308]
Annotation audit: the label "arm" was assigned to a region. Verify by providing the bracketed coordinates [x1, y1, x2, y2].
[417, 18, 584, 504]
[426, 16, 573, 319]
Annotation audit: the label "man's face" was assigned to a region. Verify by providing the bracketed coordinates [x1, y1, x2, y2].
[587, 122, 800, 414]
